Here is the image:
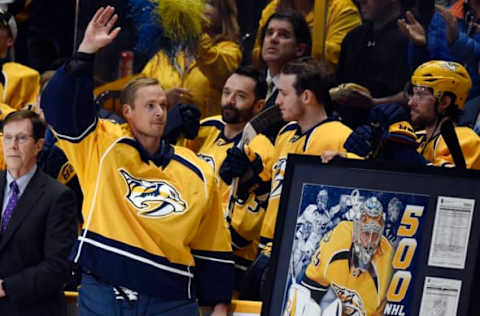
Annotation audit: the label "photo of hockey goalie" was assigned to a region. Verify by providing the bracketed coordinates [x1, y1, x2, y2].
[281, 184, 429, 316]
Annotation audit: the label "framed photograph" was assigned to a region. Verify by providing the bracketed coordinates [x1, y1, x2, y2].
[262, 155, 480, 316]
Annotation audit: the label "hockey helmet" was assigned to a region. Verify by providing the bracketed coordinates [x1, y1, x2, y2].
[410, 60, 472, 110]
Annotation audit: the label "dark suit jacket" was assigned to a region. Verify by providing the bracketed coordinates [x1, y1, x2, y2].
[0, 168, 77, 316]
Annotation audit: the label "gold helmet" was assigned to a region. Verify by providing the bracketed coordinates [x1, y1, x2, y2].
[411, 60, 472, 110]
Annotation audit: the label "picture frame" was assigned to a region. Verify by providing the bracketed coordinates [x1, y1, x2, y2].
[261, 155, 480, 316]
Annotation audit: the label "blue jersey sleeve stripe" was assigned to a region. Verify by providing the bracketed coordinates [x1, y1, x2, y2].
[191, 249, 234, 262]
[329, 249, 350, 264]
[74, 230, 193, 276]
[54, 116, 98, 143]
[192, 250, 234, 305]
[70, 236, 196, 301]
[172, 155, 205, 183]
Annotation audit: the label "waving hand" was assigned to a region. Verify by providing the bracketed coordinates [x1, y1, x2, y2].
[78, 6, 121, 54]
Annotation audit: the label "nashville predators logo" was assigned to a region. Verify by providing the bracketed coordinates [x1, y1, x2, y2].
[331, 283, 365, 316]
[119, 169, 187, 218]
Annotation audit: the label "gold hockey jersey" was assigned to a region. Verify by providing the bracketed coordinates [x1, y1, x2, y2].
[44, 66, 234, 305]
[260, 119, 353, 246]
[417, 126, 480, 169]
[303, 221, 393, 316]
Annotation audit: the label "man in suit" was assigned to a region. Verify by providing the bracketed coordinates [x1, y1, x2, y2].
[0, 110, 77, 316]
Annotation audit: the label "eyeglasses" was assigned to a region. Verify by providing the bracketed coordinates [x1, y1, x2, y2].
[408, 92, 435, 103]
[404, 84, 435, 103]
[3, 134, 34, 144]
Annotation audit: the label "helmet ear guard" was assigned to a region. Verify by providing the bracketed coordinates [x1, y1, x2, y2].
[410, 60, 472, 110]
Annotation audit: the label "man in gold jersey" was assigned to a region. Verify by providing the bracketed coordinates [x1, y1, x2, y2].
[260, 57, 353, 248]
[222, 57, 353, 300]
[41, 6, 233, 316]
[185, 66, 269, 287]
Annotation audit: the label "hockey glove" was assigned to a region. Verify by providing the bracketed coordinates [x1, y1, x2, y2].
[344, 125, 376, 157]
[368, 103, 410, 130]
[179, 103, 201, 139]
[220, 147, 262, 185]
[163, 103, 200, 143]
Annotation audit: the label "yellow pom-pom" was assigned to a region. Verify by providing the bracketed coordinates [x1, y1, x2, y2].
[153, 0, 205, 42]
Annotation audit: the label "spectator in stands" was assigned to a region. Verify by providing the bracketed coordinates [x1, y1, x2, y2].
[0, 110, 77, 316]
[184, 66, 269, 289]
[142, 0, 242, 118]
[0, 9, 39, 110]
[251, 0, 362, 70]
[422, 1, 479, 99]
[41, 7, 233, 315]
[399, 1, 480, 130]
[259, 11, 312, 110]
[333, 0, 410, 128]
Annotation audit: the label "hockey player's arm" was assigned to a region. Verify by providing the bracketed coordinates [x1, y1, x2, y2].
[191, 175, 234, 307]
[41, 6, 120, 137]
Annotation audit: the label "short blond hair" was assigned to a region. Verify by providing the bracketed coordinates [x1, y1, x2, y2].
[120, 77, 161, 108]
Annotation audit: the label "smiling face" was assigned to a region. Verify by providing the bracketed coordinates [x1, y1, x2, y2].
[3, 118, 43, 178]
[276, 73, 304, 122]
[261, 18, 305, 69]
[123, 84, 168, 140]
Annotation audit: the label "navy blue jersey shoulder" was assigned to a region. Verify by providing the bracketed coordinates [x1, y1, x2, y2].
[279, 122, 298, 136]
[118, 139, 174, 168]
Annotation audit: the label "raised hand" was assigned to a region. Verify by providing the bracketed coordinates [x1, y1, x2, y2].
[397, 11, 426, 46]
[435, 4, 459, 45]
[78, 6, 121, 54]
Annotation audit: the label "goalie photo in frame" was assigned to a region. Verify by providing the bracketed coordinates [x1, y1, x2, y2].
[280, 185, 429, 316]
[262, 155, 480, 316]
